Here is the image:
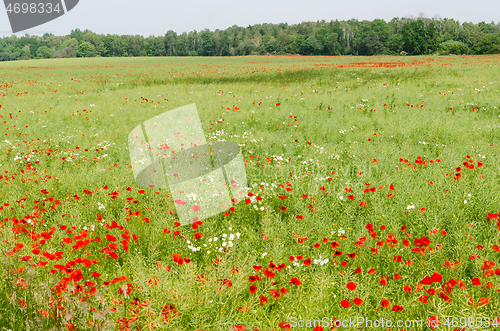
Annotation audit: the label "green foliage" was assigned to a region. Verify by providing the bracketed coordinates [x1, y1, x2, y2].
[402, 20, 439, 55]
[76, 41, 96, 57]
[438, 40, 469, 55]
[35, 45, 52, 59]
[0, 18, 499, 61]
[474, 34, 500, 54]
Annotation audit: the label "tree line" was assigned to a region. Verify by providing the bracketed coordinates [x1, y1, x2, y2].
[1, 17, 500, 61]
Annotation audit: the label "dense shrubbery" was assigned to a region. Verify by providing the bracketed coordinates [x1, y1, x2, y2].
[0, 17, 499, 61]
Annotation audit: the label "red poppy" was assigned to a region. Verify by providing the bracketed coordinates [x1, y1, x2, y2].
[278, 322, 291, 330]
[381, 299, 390, 308]
[340, 300, 351, 308]
[106, 234, 117, 242]
[249, 285, 257, 294]
[289, 277, 301, 286]
[392, 304, 404, 312]
[428, 316, 439, 329]
[352, 297, 363, 306]
[260, 295, 268, 305]
[346, 282, 356, 291]
[479, 297, 489, 305]
[431, 272, 443, 283]
[420, 276, 433, 285]
[471, 277, 481, 286]
[418, 295, 429, 304]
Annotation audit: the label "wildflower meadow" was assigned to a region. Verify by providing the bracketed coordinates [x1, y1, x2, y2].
[1, 54, 500, 330]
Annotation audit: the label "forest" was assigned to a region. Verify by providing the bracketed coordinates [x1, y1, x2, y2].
[0, 16, 500, 61]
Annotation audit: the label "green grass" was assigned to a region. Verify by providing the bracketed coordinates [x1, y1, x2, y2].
[1, 55, 500, 330]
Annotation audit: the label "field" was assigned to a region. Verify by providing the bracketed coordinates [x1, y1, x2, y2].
[1, 54, 500, 331]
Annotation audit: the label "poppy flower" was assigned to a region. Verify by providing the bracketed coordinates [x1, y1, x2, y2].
[270, 290, 280, 299]
[289, 277, 301, 286]
[428, 316, 439, 329]
[471, 277, 481, 286]
[106, 234, 117, 242]
[278, 322, 291, 330]
[260, 295, 268, 305]
[404, 285, 412, 294]
[379, 276, 387, 285]
[381, 299, 390, 308]
[418, 295, 429, 304]
[340, 300, 351, 308]
[392, 305, 404, 312]
[352, 297, 363, 306]
[420, 276, 433, 285]
[479, 297, 489, 305]
[431, 272, 443, 283]
[249, 285, 258, 294]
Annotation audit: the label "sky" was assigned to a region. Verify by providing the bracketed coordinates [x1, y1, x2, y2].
[1, 0, 499, 37]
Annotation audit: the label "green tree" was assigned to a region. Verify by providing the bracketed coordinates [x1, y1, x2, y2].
[300, 35, 323, 55]
[459, 22, 484, 48]
[83, 32, 105, 56]
[127, 35, 144, 56]
[35, 46, 52, 58]
[386, 34, 403, 54]
[154, 36, 166, 56]
[164, 30, 177, 56]
[474, 34, 500, 54]
[402, 20, 439, 55]
[439, 40, 469, 55]
[76, 42, 96, 57]
[200, 30, 215, 56]
[69, 29, 86, 43]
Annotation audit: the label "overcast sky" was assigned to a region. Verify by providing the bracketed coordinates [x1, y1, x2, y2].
[1, 0, 499, 37]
